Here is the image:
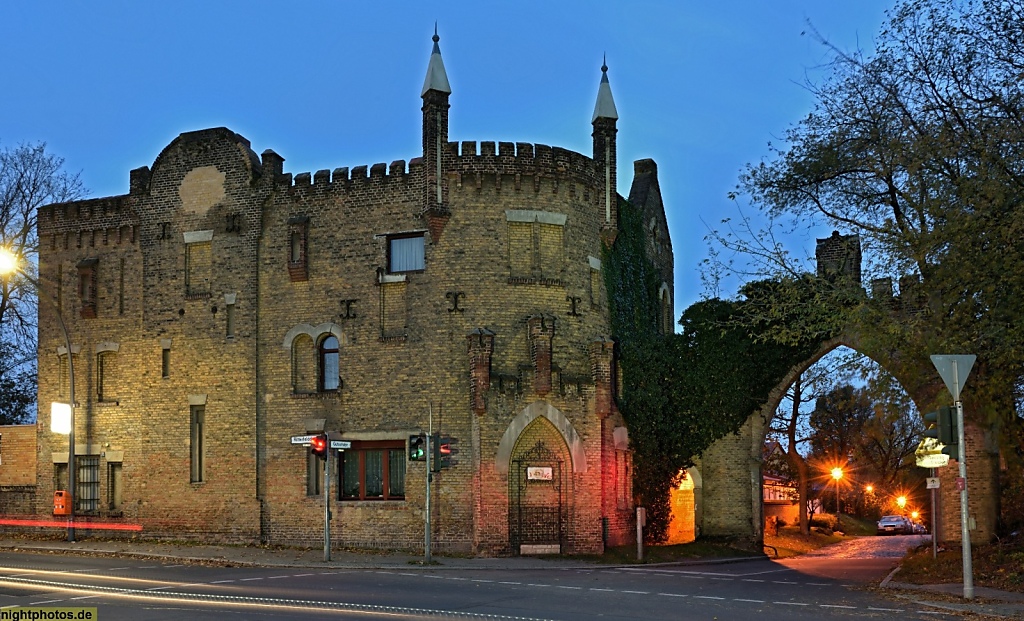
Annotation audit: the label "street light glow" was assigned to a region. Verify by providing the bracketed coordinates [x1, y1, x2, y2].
[831, 467, 843, 481]
[897, 495, 908, 508]
[0, 247, 17, 275]
[865, 485, 874, 493]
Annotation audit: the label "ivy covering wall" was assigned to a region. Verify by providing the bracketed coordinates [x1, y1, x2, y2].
[604, 200, 819, 541]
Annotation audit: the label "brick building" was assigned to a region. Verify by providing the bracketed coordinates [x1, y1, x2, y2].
[32, 33, 673, 555]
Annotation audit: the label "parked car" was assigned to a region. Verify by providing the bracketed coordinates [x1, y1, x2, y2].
[877, 515, 911, 535]
[912, 522, 927, 534]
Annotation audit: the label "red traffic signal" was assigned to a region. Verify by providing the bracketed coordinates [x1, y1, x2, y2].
[310, 434, 327, 459]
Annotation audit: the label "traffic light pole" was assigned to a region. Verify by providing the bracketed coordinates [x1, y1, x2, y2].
[324, 446, 331, 562]
[955, 399, 973, 599]
[425, 406, 433, 564]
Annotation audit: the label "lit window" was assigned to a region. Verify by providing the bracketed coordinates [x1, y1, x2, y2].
[339, 441, 406, 501]
[388, 235, 424, 273]
[319, 336, 340, 392]
[76, 455, 100, 513]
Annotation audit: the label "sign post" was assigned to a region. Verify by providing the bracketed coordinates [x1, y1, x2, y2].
[323, 444, 331, 562]
[930, 354, 976, 600]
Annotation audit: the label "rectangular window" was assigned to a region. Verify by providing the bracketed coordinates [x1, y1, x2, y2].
[97, 353, 116, 402]
[339, 441, 405, 501]
[190, 405, 205, 483]
[118, 258, 125, 315]
[77, 258, 97, 318]
[185, 241, 212, 297]
[388, 235, 424, 273]
[306, 451, 323, 496]
[108, 462, 123, 511]
[76, 455, 100, 514]
[226, 303, 235, 338]
[58, 355, 69, 398]
[56, 264, 63, 315]
[162, 348, 170, 379]
[54, 463, 69, 492]
[287, 215, 309, 282]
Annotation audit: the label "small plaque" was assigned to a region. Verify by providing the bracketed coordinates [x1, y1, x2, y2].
[956, 477, 966, 491]
[527, 467, 553, 481]
[926, 477, 940, 489]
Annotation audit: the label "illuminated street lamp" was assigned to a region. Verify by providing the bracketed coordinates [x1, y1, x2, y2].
[911, 510, 920, 521]
[865, 484, 874, 494]
[0, 247, 77, 542]
[897, 495, 908, 514]
[831, 467, 843, 518]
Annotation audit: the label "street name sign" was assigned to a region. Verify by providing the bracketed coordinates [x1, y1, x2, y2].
[330, 440, 351, 449]
[290, 435, 316, 445]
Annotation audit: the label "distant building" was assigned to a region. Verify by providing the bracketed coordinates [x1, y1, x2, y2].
[30, 33, 673, 555]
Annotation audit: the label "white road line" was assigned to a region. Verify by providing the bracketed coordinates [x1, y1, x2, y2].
[472, 579, 494, 583]
[238, 577, 264, 581]
[145, 586, 175, 591]
[742, 579, 764, 582]
[29, 601, 63, 605]
[774, 602, 809, 606]
[267, 576, 289, 579]
[772, 581, 797, 584]
[820, 604, 855, 609]
[526, 584, 549, 587]
[319, 572, 339, 575]
[657, 593, 687, 597]
[709, 577, 733, 581]
[210, 580, 235, 584]
[499, 581, 521, 585]
[163, 564, 184, 568]
[109, 567, 130, 571]
[734, 598, 765, 603]
[138, 566, 158, 569]
[621, 590, 649, 594]
[293, 573, 315, 577]
[693, 596, 725, 600]
[867, 607, 903, 612]
[69, 595, 99, 600]
[556, 586, 582, 590]
[807, 582, 831, 586]
[589, 588, 614, 592]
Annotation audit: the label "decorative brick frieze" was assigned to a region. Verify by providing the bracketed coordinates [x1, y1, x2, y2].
[467, 328, 495, 415]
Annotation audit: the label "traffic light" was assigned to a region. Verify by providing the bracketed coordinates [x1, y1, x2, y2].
[431, 432, 459, 472]
[309, 433, 327, 459]
[408, 434, 426, 461]
[924, 405, 958, 460]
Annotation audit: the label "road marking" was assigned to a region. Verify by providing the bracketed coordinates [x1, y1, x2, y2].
[109, 567, 130, 571]
[820, 604, 855, 609]
[29, 601, 64, 606]
[621, 590, 649, 594]
[589, 588, 614, 592]
[734, 598, 765, 603]
[210, 580, 235, 584]
[741, 579, 764, 582]
[774, 602, 809, 606]
[319, 572, 339, 575]
[138, 566, 158, 569]
[69, 595, 99, 600]
[472, 579, 494, 583]
[807, 582, 831, 586]
[867, 607, 903, 612]
[772, 581, 797, 584]
[709, 577, 733, 581]
[267, 576, 289, 579]
[499, 581, 521, 585]
[449, 577, 469, 581]
[525, 584, 549, 587]
[145, 586, 175, 591]
[163, 564, 184, 568]
[657, 593, 688, 597]
[692, 596, 725, 600]
[239, 577, 264, 581]
[556, 586, 581, 590]
[294, 573, 315, 577]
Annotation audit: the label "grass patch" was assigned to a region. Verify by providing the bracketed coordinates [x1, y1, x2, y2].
[897, 535, 1024, 593]
[583, 537, 765, 564]
[764, 526, 843, 558]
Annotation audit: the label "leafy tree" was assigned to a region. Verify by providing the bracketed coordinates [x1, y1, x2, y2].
[0, 141, 84, 422]
[707, 0, 1024, 532]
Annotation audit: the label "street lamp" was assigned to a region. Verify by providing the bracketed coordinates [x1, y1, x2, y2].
[831, 467, 843, 519]
[865, 484, 873, 494]
[0, 247, 77, 542]
[897, 495, 907, 514]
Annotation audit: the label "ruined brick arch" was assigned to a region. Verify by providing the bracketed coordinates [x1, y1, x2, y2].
[494, 401, 587, 475]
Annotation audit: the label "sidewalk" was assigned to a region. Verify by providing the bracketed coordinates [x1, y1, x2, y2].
[1, 537, 1022, 618]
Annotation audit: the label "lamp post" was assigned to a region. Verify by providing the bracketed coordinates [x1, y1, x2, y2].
[830, 467, 843, 520]
[0, 248, 76, 542]
[897, 495, 907, 515]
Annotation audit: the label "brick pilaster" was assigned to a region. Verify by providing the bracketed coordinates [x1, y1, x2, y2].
[591, 337, 615, 418]
[527, 315, 555, 396]
[467, 328, 495, 415]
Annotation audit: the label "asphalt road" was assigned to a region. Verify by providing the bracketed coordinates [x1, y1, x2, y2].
[0, 535, 957, 621]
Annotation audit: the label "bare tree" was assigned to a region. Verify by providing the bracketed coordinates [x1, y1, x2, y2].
[0, 142, 85, 422]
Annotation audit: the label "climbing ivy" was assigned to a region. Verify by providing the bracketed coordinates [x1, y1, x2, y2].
[604, 200, 820, 542]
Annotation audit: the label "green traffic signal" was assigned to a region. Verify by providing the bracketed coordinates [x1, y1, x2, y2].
[408, 434, 426, 462]
[923, 405, 959, 460]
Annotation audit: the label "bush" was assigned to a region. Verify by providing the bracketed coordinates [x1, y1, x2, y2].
[810, 514, 838, 530]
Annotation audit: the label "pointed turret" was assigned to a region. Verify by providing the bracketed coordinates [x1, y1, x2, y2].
[591, 57, 618, 122]
[421, 26, 452, 96]
[592, 57, 618, 238]
[421, 26, 452, 239]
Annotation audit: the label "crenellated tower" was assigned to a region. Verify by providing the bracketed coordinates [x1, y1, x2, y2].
[421, 26, 452, 241]
[592, 57, 619, 242]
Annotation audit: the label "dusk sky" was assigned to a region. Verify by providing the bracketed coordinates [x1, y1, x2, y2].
[2, 1, 895, 315]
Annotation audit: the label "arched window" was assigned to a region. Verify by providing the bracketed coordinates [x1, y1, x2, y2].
[319, 336, 340, 392]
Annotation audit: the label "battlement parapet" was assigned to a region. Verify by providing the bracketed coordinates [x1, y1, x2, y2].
[281, 158, 417, 199]
[38, 195, 139, 250]
[446, 140, 600, 190]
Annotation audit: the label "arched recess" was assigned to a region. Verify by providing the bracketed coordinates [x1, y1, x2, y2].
[667, 466, 702, 544]
[658, 283, 672, 334]
[495, 401, 587, 475]
[282, 323, 345, 350]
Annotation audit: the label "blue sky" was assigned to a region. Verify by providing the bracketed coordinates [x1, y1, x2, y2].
[1, 1, 894, 313]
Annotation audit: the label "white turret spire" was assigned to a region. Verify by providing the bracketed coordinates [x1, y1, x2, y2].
[591, 55, 618, 122]
[421, 24, 451, 96]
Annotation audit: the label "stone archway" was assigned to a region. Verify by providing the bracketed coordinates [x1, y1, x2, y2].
[507, 416, 573, 554]
[666, 466, 702, 544]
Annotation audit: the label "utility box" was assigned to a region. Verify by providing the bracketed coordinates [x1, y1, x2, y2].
[53, 490, 71, 516]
